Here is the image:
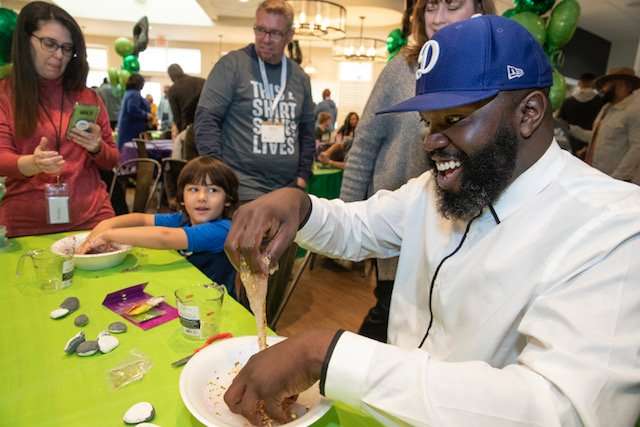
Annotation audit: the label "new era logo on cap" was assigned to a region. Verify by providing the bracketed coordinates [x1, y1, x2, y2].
[378, 15, 552, 114]
[507, 65, 525, 80]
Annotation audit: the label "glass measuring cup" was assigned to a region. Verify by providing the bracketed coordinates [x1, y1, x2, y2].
[16, 249, 74, 291]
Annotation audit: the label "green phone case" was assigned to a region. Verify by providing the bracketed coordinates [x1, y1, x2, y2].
[66, 103, 100, 137]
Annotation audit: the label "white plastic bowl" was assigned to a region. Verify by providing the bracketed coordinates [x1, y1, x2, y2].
[51, 232, 132, 271]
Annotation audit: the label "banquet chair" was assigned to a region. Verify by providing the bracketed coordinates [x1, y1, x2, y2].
[110, 158, 161, 213]
[162, 158, 187, 210]
[133, 138, 150, 159]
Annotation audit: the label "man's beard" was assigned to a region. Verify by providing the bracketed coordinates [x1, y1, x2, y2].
[600, 88, 615, 104]
[428, 124, 519, 221]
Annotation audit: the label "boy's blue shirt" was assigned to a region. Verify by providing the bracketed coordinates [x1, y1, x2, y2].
[154, 212, 235, 296]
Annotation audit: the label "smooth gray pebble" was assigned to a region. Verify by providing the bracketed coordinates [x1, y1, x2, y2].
[108, 321, 127, 334]
[60, 296, 80, 312]
[74, 314, 89, 327]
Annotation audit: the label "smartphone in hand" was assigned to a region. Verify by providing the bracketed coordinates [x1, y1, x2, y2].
[66, 103, 100, 137]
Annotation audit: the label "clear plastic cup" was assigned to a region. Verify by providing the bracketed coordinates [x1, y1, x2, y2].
[175, 283, 225, 340]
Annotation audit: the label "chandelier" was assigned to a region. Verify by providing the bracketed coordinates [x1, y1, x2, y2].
[290, 0, 346, 40]
[332, 16, 387, 62]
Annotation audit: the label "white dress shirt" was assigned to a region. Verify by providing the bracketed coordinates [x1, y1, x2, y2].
[296, 142, 640, 427]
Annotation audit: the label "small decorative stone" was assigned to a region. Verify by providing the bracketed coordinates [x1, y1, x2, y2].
[50, 308, 70, 319]
[136, 423, 160, 427]
[64, 331, 85, 354]
[74, 314, 89, 327]
[60, 296, 79, 313]
[98, 334, 119, 353]
[108, 321, 127, 334]
[123, 402, 155, 424]
[76, 340, 99, 356]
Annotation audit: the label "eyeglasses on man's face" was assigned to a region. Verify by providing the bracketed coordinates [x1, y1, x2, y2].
[253, 25, 287, 42]
[31, 34, 75, 57]
[425, 0, 468, 12]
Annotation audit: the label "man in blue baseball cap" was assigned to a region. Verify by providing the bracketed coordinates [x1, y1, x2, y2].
[222, 16, 640, 426]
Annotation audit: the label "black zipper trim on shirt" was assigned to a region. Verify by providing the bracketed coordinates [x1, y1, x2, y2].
[418, 212, 481, 348]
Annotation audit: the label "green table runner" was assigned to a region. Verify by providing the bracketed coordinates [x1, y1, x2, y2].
[0, 233, 378, 426]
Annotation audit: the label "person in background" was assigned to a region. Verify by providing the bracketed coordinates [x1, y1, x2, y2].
[77, 156, 239, 296]
[194, 0, 315, 323]
[314, 111, 332, 157]
[97, 77, 121, 130]
[222, 16, 640, 426]
[167, 63, 205, 160]
[156, 84, 173, 135]
[145, 94, 158, 130]
[0, 1, 118, 237]
[585, 67, 640, 182]
[116, 73, 150, 150]
[314, 88, 337, 131]
[318, 112, 359, 169]
[340, 0, 496, 343]
[558, 72, 604, 156]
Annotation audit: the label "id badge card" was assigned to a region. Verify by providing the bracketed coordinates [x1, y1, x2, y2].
[44, 182, 70, 224]
[261, 120, 285, 144]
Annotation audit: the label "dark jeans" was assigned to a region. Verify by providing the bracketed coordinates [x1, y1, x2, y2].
[358, 262, 394, 343]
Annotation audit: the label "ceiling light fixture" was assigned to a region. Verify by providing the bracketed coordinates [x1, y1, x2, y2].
[290, 0, 346, 40]
[302, 41, 317, 75]
[332, 16, 386, 62]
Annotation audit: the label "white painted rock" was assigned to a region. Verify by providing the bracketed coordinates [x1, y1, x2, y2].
[50, 308, 70, 319]
[123, 402, 155, 424]
[98, 334, 119, 353]
[64, 331, 85, 354]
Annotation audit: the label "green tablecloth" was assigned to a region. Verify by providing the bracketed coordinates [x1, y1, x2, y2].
[308, 163, 343, 200]
[0, 233, 378, 426]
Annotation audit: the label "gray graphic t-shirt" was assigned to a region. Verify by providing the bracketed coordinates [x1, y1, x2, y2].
[195, 44, 315, 201]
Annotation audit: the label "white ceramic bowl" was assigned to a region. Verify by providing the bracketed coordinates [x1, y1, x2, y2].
[51, 232, 132, 271]
[180, 336, 331, 426]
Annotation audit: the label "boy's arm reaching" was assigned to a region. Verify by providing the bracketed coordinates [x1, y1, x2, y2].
[81, 225, 188, 253]
[77, 214, 155, 254]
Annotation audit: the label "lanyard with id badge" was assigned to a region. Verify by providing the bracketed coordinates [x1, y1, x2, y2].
[259, 55, 287, 144]
[41, 96, 99, 225]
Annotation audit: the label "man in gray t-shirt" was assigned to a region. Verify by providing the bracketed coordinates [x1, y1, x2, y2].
[195, 0, 314, 202]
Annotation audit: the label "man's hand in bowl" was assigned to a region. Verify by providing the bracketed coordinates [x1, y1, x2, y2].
[223, 330, 336, 425]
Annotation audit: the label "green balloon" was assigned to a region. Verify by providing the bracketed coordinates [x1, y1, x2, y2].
[386, 28, 407, 62]
[546, 0, 580, 50]
[114, 37, 134, 57]
[122, 54, 140, 73]
[511, 12, 546, 46]
[107, 67, 119, 86]
[118, 69, 131, 87]
[0, 8, 18, 65]
[0, 62, 12, 79]
[502, 8, 520, 18]
[549, 68, 566, 111]
[514, 0, 556, 15]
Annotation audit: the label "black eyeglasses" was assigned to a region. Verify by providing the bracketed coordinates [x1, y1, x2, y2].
[253, 25, 287, 42]
[31, 34, 75, 57]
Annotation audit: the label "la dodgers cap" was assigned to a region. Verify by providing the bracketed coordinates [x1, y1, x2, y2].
[378, 15, 553, 114]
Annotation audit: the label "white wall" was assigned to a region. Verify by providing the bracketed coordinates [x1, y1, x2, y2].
[607, 37, 640, 70]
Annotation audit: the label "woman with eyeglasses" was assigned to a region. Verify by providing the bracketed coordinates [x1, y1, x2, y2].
[340, 0, 496, 343]
[0, 1, 119, 237]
